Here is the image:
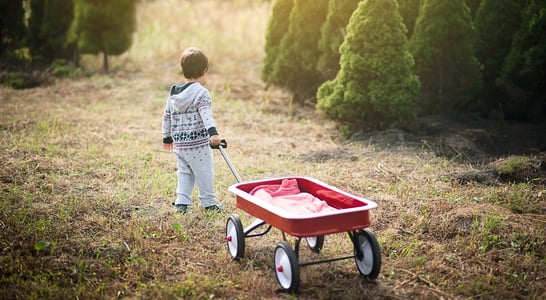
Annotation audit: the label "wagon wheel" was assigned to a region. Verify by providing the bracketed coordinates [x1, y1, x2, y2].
[305, 236, 324, 253]
[354, 229, 381, 280]
[225, 214, 245, 260]
[274, 241, 300, 292]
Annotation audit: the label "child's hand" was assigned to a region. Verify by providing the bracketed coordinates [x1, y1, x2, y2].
[210, 135, 221, 146]
[163, 143, 173, 152]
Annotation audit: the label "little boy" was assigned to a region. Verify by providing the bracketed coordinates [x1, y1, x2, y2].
[162, 47, 223, 213]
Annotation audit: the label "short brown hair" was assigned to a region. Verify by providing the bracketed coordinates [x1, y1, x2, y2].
[180, 47, 209, 79]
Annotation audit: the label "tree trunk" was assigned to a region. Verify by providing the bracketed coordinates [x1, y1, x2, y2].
[74, 48, 80, 68]
[103, 52, 109, 73]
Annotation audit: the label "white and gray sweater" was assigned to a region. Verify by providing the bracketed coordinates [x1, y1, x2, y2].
[162, 82, 218, 151]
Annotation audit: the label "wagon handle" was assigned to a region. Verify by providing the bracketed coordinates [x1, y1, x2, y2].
[212, 139, 243, 183]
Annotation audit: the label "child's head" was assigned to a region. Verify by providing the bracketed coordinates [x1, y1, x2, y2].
[180, 47, 209, 79]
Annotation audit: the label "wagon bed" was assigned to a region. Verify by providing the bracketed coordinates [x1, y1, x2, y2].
[228, 176, 378, 237]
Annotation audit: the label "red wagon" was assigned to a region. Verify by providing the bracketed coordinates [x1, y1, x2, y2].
[216, 143, 381, 292]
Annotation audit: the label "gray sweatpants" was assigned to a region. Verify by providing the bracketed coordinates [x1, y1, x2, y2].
[173, 145, 217, 208]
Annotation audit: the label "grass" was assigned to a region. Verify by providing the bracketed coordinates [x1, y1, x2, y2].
[497, 156, 530, 177]
[1, 0, 546, 299]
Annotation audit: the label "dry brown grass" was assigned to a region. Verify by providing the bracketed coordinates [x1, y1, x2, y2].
[1, 0, 545, 299]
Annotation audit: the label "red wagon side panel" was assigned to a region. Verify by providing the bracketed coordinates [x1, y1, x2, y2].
[228, 177, 378, 237]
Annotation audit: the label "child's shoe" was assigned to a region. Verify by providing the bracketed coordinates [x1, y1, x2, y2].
[173, 203, 188, 214]
[204, 204, 223, 212]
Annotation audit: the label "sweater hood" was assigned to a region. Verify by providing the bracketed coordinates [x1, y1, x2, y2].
[169, 82, 204, 112]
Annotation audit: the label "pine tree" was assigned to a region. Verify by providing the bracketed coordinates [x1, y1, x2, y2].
[498, 0, 545, 120]
[474, 0, 523, 113]
[317, 0, 360, 80]
[27, 0, 75, 62]
[271, 0, 329, 103]
[27, 0, 45, 59]
[409, 0, 482, 114]
[0, 0, 26, 56]
[70, 0, 136, 72]
[397, 0, 421, 38]
[261, 0, 294, 86]
[317, 0, 420, 131]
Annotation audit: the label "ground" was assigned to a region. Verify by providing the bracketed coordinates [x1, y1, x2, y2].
[1, 61, 545, 299]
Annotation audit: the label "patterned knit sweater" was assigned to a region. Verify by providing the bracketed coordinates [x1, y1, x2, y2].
[162, 82, 218, 152]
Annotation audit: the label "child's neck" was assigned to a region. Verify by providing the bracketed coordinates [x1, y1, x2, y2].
[186, 74, 206, 85]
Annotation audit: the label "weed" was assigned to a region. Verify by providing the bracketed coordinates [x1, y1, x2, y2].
[412, 255, 427, 267]
[483, 183, 542, 213]
[468, 213, 509, 252]
[171, 223, 191, 243]
[34, 240, 49, 252]
[511, 232, 545, 255]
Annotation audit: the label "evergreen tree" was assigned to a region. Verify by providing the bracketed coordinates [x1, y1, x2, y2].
[70, 0, 136, 72]
[0, 0, 26, 57]
[498, 0, 545, 120]
[28, 0, 75, 62]
[409, 0, 481, 114]
[271, 0, 329, 103]
[317, 0, 420, 131]
[317, 0, 360, 80]
[27, 0, 45, 59]
[474, 0, 523, 113]
[261, 0, 293, 85]
[397, 0, 421, 38]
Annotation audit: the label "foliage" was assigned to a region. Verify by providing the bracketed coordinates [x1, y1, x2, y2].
[397, 0, 421, 38]
[1, 72, 28, 89]
[27, 0, 75, 63]
[316, 0, 360, 80]
[409, 0, 482, 114]
[465, 0, 482, 18]
[0, 0, 26, 56]
[261, 0, 293, 85]
[270, 0, 329, 103]
[317, 0, 420, 131]
[69, 0, 136, 72]
[473, 0, 524, 114]
[497, 0, 546, 120]
[50, 60, 89, 78]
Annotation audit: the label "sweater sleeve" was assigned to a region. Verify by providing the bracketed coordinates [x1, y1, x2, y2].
[197, 90, 218, 135]
[161, 98, 172, 141]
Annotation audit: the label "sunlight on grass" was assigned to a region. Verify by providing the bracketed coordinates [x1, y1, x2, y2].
[128, 0, 269, 74]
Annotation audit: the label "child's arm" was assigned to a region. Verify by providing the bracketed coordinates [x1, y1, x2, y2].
[199, 90, 222, 146]
[162, 98, 173, 151]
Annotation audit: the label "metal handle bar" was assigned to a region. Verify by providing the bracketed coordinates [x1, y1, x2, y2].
[211, 139, 242, 183]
